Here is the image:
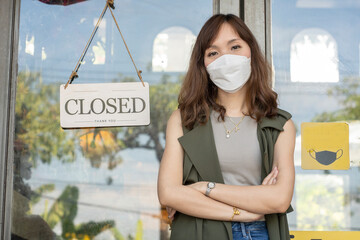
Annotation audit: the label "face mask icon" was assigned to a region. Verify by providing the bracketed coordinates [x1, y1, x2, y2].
[309, 149, 343, 166]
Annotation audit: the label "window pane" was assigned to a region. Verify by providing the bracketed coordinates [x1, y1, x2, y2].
[273, 0, 360, 231]
[12, 1, 212, 239]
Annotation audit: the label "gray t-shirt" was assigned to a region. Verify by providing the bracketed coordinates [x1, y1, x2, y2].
[210, 110, 262, 186]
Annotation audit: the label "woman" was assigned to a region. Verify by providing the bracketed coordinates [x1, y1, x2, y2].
[157, 14, 295, 240]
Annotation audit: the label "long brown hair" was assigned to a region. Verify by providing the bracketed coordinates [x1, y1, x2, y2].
[178, 14, 278, 130]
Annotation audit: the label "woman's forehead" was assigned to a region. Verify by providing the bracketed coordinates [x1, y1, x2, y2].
[208, 23, 243, 47]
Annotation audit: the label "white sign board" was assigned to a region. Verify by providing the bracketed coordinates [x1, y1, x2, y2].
[60, 82, 150, 128]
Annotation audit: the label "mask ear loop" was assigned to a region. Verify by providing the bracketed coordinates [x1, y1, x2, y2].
[336, 149, 343, 160]
[308, 149, 317, 160]
[64, 0, 144, 89]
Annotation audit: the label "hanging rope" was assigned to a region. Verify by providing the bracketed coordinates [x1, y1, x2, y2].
[108, 5, 144, 85]
[64, 0, 144, 89]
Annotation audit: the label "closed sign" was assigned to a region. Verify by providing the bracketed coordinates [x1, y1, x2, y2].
[60, 82, 150, 128]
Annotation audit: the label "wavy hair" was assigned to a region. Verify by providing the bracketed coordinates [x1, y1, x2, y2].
[178, 14, 278, 130]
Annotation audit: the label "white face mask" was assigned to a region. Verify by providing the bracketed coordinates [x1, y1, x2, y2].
[206, 54, 251, 93]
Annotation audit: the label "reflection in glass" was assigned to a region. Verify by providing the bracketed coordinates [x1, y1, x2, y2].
[296, 174, 348, 230]
[25, 35, 35, 56]
[273, 0, 360, 232]
[291, 28, 339, 83]
[13, 0, 212, 239]
[13, 139, 56, 239]
[152, 27, 196, 72]
[92, 19, 106, 65]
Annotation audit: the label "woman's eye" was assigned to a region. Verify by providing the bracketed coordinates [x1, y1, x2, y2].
[207, 51, 218, 57]
[231, 45, 241, 50]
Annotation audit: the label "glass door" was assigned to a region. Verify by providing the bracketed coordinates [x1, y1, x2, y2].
[272, 0, 360, 233]
[12, 1, 212, 239]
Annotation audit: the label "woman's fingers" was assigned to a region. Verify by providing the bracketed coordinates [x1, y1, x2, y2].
[262, 167, 278, 185]
[262, 173, 271, 185]
[269, 167, 278, 185]
[262, 167, 275, 185]
[166, 206, 173, 215]
[166, 206, 176, 220]
[272, 178, 277, 184]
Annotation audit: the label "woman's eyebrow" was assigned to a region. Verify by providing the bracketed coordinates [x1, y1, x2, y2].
[208, 38, 242, 49]
[207, 45, 219, 50]
[227, 38, 242, 44]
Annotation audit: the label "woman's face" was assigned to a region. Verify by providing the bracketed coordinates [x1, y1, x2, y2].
[204, 22, 251, 67]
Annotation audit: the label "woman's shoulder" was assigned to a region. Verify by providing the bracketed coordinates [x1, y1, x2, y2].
[166, 109, 184, 136]
[276, 108, 292, 120]
[168, 109, 182, 125]
[259, 108, 293, 131]
[276, 108, 295, 133]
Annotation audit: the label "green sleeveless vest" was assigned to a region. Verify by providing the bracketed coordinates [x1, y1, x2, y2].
[170, 108, 293, 240]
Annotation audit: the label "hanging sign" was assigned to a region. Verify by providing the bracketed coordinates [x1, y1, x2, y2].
[60, 82, 150, 128]
[301, 122, 349, 170]
[61, 0, 149, 129]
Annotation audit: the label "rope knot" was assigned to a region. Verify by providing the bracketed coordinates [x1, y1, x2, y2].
[69, 71, 79, 83]
[64, 71, 79, 89]
[107, 0, 115, 9]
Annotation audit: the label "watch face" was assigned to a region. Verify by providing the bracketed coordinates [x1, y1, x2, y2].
[208, 182, 215, 189]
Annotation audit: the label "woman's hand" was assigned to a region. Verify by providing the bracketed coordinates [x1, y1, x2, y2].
[170, 179, 277, 222]
[166, 206, 176, 221]
[180, 167, 277, 221]
[262, 166, 278, 185]
[187, 167, 278, 196]
[237, 209, 264, 222]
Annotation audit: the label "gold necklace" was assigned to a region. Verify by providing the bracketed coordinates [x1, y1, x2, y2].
[222, 115, 245, 138]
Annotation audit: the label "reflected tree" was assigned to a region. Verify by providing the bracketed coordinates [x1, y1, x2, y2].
[15, 71, 125, 169]
[75, 73, 182, 169]
[115, 73, 182, 161]
[42, 186, 79, 234]
[15, 71, 180, 239]
[15, 72, 127, 239]
[16, 71, 181, 168]
[312, 77, 360, 122]
[29, 184, 135, 240]
[296, 176, 345, 230]
[79, 128, 124, 169]
[110, 73, 181, 240]
[15, 71, 76, 167]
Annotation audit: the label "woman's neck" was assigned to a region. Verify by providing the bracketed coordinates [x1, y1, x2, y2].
[217, 87, 248, 117]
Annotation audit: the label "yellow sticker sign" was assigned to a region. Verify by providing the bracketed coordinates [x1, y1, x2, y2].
[290, 231, 360, 240]
[301, 122, 349, 170]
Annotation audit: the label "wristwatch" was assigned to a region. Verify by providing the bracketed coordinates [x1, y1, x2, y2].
[205, 182, 216, 196]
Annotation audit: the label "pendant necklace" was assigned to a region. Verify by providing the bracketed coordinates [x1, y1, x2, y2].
[222, 115, 245, 138]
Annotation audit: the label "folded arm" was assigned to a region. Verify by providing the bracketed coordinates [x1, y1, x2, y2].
[157, 109, 266, 222]
[190, 119, 296, 214]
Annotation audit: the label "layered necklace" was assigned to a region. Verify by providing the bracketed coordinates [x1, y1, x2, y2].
[222, 115, 245, 138]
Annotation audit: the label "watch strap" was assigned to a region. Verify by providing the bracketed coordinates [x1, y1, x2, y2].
[205, 182, 215, 196]
[205, 187, 211, 196]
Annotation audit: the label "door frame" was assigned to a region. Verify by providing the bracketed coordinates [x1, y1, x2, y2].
[0, 0, 21, 239]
